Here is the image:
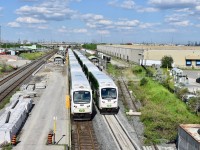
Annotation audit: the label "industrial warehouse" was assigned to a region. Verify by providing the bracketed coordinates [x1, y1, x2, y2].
[97, 45, 200, 68]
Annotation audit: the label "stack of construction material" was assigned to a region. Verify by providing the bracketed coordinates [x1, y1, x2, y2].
[35, 81, 47, 89]
[0, 96, 33, 144]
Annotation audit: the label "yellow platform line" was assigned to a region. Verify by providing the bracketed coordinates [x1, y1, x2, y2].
[66, 95, 70, 109]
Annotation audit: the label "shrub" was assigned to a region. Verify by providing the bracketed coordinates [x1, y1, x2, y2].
[140, 78, 148, 86]
[176, 88, 189, 99]
[132, 66, 143, 74]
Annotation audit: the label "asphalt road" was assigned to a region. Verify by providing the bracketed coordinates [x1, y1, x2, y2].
[13, 64, 69, 150]
[183, 70, 200, 79]
[182, 70, 200, 92]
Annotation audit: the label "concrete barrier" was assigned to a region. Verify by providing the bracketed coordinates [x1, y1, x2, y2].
[126, 109, 141, 116]
[0, 96, 33, 144]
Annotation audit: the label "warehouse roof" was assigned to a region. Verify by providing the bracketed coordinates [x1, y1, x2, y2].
[179, 124, 200, 143]
[185, 55, 200, 60]
[99, 44, 200, 50]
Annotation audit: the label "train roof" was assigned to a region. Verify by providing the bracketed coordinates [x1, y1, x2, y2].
[92, 71, 116, 88]
[71, 71, 91, 90]
[74, 50, 117, 88]
[69, 49, 91, 91]
[70, 64, 83, 72]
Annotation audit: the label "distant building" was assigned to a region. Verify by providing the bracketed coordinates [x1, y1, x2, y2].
[178, 124, 200, 150]
[20, 45, 37, 50]
[97, 45, 200, 68]
[9, 50, 16, 55]
[59, 46, 64, 51]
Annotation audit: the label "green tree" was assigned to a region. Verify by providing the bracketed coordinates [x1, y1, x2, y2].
[161, 56, 173, 68]
[82, 43, 97, 50]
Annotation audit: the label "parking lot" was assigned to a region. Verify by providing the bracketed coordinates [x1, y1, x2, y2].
[183, 70, 200, 93]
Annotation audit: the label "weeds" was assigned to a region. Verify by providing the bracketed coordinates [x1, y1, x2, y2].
[19, 52, 45, 60]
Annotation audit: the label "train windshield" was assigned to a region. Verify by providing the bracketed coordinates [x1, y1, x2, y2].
[73, 91, 91, 103]
[101, 88, 117, 100]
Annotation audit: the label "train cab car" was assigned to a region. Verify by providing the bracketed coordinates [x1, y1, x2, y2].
[68, 49, 93, 120]
[70, 71, 93, 120]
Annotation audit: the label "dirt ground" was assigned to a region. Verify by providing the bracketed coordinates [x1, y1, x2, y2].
[0, 55, 31, 68]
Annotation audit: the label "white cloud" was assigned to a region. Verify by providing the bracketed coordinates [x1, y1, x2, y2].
[152, 28, 178, 33]
[20, 0, 38, 2]
[165, 13, 192, 27]
[16, 1, 77, 22]
[7, 22, 21, 28]
[136, 7, 158, 12]
[86, 23, 97, 28]
[149, 0, 198, 9]
[98, 20, 112, 25]
[81, 13, 114, 30]
[195, 24, 200, 27]
[172, 20, 191, 26]
[117, 26, 133, 30]
[108, 0, 118, 6]
[139, 23, 154, 28]
[121, 0, 135, 9]
[115, 20, 140, 27]
[97, 30, 110, 35]
[58, 26, 87, 33]
[71, 0, 82, 2]
[73, 28, 87, 33]
[37, 25, 49, 29]
[81, 13, 104, 21]
[108, 0, 158, 13]
[16, 17, 46, 23]
[196, 5, 200, 11]
[175, 8, 191, 12]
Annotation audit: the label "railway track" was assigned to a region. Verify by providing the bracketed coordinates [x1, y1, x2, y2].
[103, 114, 141, 150]
[0, 51, 55, 102]
[118, 76, 138, 112]
[0, 61, 37, 86]
[71, 121, 99, 150]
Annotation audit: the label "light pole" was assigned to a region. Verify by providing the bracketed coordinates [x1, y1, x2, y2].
[138, 53, 144, 65]
[0, 25, 1, 48]
[53, 116, 57, 144]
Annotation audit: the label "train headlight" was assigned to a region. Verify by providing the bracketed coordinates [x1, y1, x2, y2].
[87, 105, 90, 108]
[102, 101, 105, 103]
[74, 105, 77, 108]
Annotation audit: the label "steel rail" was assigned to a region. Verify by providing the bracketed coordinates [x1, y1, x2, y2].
[103, 114, 141, 150]
[0, 51, 55, 102]
[72, 121, 99, 150]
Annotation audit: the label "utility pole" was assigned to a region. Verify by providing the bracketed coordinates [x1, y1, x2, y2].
[0, 25, 1, 48]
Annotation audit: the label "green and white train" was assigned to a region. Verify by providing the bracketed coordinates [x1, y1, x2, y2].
[74, 50, 119, 114]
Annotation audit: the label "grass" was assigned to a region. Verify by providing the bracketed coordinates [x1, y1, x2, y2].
[0, 63, 15, 74]
[0, 96, 12, 110]
[107, 63, 200, 144]
[1, 144, 12, 150]
[129, 78, 200, 144]
[106, 63, 120, 77]
[19, 52, 45, 60]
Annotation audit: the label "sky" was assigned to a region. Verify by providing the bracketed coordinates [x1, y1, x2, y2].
[1, 0, 200, 44]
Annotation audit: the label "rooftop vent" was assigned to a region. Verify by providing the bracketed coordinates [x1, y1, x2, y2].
[197, 129, 200, 135]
